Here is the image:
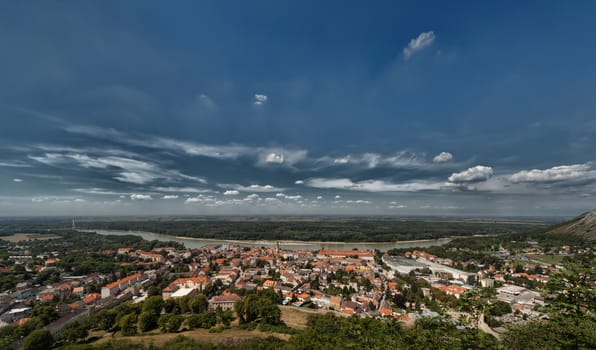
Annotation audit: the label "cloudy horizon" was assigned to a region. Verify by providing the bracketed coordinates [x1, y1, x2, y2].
[1, 2, 595, 217]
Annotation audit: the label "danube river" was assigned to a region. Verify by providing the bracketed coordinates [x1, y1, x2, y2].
[88, 229, 451, 252]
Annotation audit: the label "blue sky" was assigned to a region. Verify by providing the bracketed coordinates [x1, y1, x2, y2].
[1, 1, 595, 217]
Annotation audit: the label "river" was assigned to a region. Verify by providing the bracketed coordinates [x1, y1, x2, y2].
[87, 229, 451, 252]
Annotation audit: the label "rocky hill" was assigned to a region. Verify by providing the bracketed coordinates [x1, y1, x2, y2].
[547, 210, 596, 240]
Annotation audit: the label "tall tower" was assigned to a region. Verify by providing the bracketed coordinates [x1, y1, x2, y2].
[72, 219, 76, 230]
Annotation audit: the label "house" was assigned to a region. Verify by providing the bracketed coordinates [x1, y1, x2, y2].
[379, 301, 393, 316]
[439, 285, 467, 299]
[162, 276, 210, 299]
[317, 249, 374, 261]
[341, 300, 358, 314]
[101, 273, 143, 299]
[83, 293, 100, 304]
[0, 307, 31, 323]
[263, 280, 277, 289]
[329, 295, 343, 309]
[297, 293, 311, 303]
[209, 293, 241, 311]
[137, 250, 165, 263]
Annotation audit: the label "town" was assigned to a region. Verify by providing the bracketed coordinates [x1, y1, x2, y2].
[0, 223, 592, 349]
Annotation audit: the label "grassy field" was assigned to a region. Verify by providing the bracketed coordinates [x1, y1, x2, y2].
[526, 254, 567, 265]
[92, 327, 292, 347]
[88, 307, 319, 346]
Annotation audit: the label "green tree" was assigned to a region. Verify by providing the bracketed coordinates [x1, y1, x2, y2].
[137, 311, 158, 332]
[178, 296, 191, 314]
[22, 329, 54, 350]
[142, 296, 164, 316]
[163, 299, 178, 314]
[119, 313, 138, 336]
[189, 294, 208, 314]
[59, 320, 89, 344]
[90, 309, 116, 331]
[158, 314, 183, 333]
[147, 286, 161, 297]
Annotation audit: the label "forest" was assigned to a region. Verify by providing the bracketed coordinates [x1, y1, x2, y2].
[0, 217, 548, 242]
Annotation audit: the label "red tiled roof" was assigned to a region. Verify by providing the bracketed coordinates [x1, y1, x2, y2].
[103, 273, 141, 290]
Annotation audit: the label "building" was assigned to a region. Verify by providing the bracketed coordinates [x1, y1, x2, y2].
[170, 287, 198, 299]
[382, 256, 427, 274]
[209, 293, 241, 311]
[101, 273, 143, 299]
[317, 249, 374, 261]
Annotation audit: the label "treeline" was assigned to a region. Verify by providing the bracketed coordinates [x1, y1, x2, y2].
[71, 219, 544, 242]
[1, 229, 184, 254]
[49, 311, 596, 350]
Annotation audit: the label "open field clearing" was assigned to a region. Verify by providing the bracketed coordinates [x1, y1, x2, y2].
[92, 328, 291, 347]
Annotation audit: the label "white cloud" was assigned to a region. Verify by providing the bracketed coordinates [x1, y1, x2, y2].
[433, 152, 453, 163]
[29, 152, 205, 185]
[321, 151, 422, 169]
[162, 195, 179, 199]
[316, 196, 323, 200]
[333, 156, 351, 165]
[0, 161, 30, 168]
[197, 93, 217, 111]
[264, 152, 284, 164]
[114, 172, 155, 185]
[223, 184, 284, 192]
[130, 194, 152, 200]
[64, 124, 311, 168]
[254, 94, 268, 105]
[257, 149, 308, 167]
[306, 178, 445, 192]
[184, 195, 216, 204]
[403, 31, 436, 59]
[510, 164, 596, 183]
[346, 200, 371, 204]
[223, 190, 240, 196]
[448, 166, 493, 183]
[12, 178, 23, 182]
[153, 187, 212, 193]
[294, 180, 304, 185]
[244, 193, 260, 201]
[335, 195, 342, 199]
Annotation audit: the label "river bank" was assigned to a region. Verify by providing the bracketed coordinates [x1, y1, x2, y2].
[86, 229, 452, 251]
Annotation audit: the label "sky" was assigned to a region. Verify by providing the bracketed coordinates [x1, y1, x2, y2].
[1, 1, 595, 217]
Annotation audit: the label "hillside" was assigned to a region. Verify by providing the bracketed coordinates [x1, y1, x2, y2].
[547, 210, 596, 240]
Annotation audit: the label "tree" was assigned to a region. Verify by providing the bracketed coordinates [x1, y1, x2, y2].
[137, 311, 158, 332]
[187, 312, 216, 329]
[158, 314, 183, 333]
[163, 299, 178, 314]
[142, 296, 164, 316]
[147, 286, 161, 297]
[119, 313, 138, 336]
[189, 294, 208, 314]
[22, 329, 54, 350]
[487, 300, 511, 316]
[90, 309, 116, 331]
[235, 290, 282, 326]
[59, 320, 89, 344]
[177, 296, 191, 314]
